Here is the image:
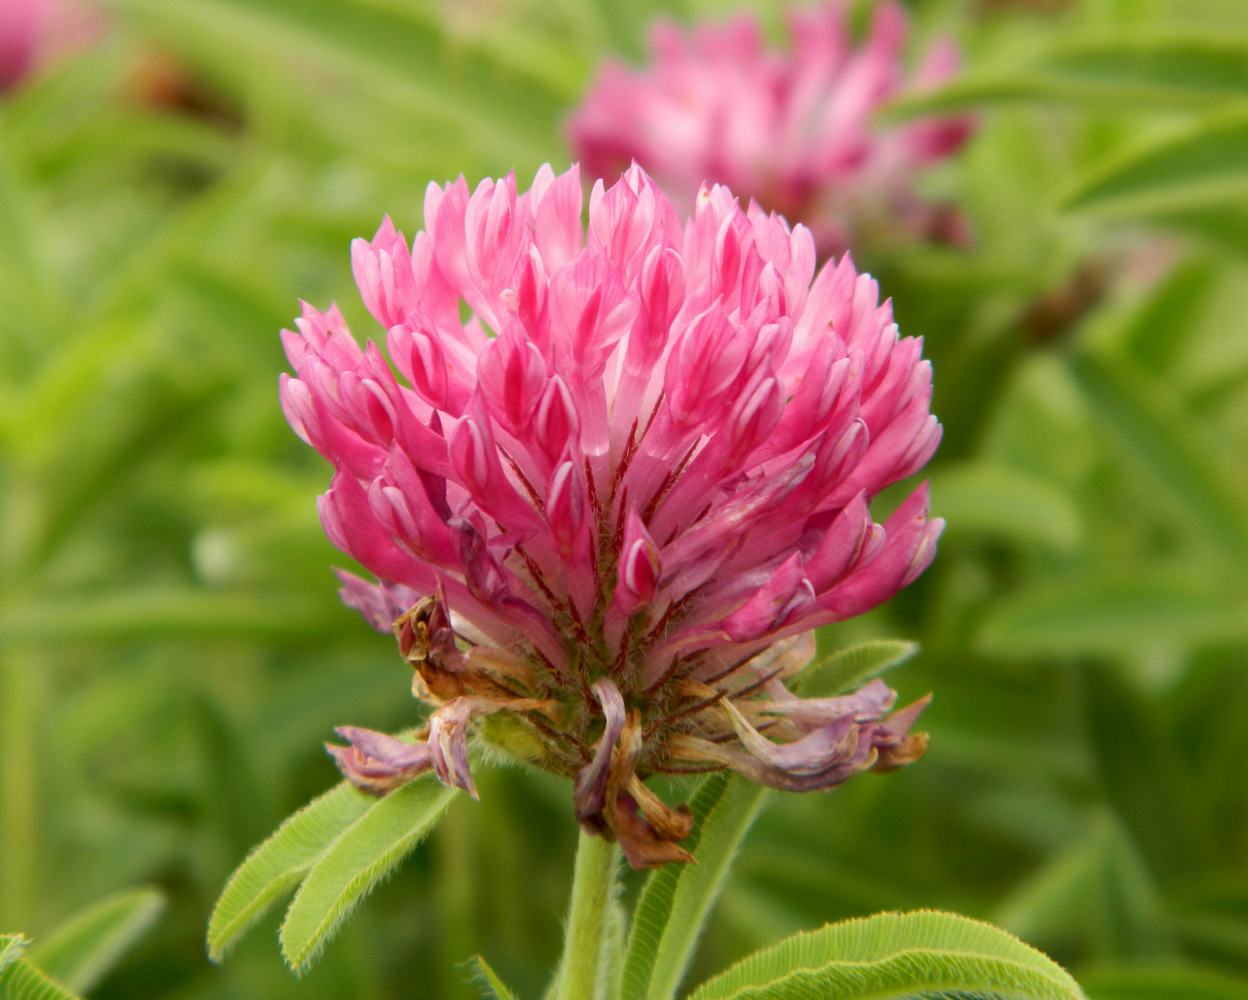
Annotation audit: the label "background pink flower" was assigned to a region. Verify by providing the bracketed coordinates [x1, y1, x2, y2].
[282, 163, 941, 865]
[0, 0, 44, 90]
[0, 0, 101, 93]
[568, 1, 975, 255]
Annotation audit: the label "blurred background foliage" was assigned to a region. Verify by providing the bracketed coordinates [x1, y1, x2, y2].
[1, 0, 1247, 997]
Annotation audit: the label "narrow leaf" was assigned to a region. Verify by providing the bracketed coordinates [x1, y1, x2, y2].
[621, 779, 729, 1000]
[995, 813, 1171, 958]
[279, 775, 458, 973]
[1120, 258, 1215, 374]
[0, 958, 84, 1000]
[621, 775, 768, 1000]
[933, 462, 1083, 552]
[686, 910, 1086, 1000]
[110, 0, 561, 162]
[977, 574, 1248, 658]
[1078, 966, 1248, 1000]
[466, 955, 520, 1000]
[887, 34, 1248, 118]
[208, 782, 373, 961]
[28, 889, 164, 994]
[887, 72, 1126, 118]
[1070, 351, 1248, 563]
[605, 897, 628, 1000]
[1143, 201, 1248, 259]
[794, 641, 919, 700]
[1060, 112, 1248, 215]
[0, 589, 347, 648]
[1083, 664, 1201, 883]
[1039, 35, 1248, 99]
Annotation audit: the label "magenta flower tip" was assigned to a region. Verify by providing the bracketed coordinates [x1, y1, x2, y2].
[284, 162, 940, 866]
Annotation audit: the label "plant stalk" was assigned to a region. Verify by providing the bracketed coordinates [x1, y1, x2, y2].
[0, 646, 40, 931]
[555, 829, 620, 1000]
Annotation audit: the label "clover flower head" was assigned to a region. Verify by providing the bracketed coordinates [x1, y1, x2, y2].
[567, 1, 975, 255]
[0, 0, 44, 90]
[0, 0, 96, 92]
[282, 163, 941, 867]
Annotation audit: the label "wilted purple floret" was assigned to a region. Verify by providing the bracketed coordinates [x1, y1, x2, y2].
[285, 163, 939, 866]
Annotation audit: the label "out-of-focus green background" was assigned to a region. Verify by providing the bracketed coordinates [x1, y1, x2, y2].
[2, 0, 1247, 997]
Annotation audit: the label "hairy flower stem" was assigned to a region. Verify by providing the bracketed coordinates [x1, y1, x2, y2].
[556, 830, 621, 1000]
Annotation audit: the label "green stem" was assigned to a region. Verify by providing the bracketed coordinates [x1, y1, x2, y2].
[555, 830, 620, 1000]
[0, 647, 40, 932]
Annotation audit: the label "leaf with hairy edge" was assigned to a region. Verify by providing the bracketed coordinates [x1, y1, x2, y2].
[605, 897, 628, 1000]
[1059, 113, 1248, 216]
[0, 956, 84, 1000]
[279, 775, 458, 974]
[29, 889, 164, 994]
[794, 642, 919, 700]
[466, 955, 520, 1000]
[686, 910, 1085, 1000]
[0, 937, 26, 975]
[621, 774, 768, 1000]
[208, 782, 372, 961]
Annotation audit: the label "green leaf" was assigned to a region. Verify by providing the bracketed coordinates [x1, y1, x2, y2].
[27, 888, 164, 994]
[1083, 665, 1201, 882]
[1171, 909, 1248, 965]
[977, 574, 1248, 659]
[886, 72, 1129, 118]
[932, 462, 1083, 551]
[1118, 258, 1215, 375]
[994, 813, 1171, 959]
[466, 955, 520, 1000]
[1038, 35, 1248, 100]
[887, 34, 1248, 118]
[685, 910, 1086, 1000]
[1069, 351, 1248, 564]
[1059, 112, 1248, 216]
[110, 0, 563, 164]
[279, 775, 459, 974]
[0, 957, 83, 1000]
[208, 782, 373, 961]
[0, 938, 25, 975]
[605, 897, 628, 1000]
[1143, 201, 1248, 258]
[0, 589, 347, 648]
[1079, 966, 1248, 1000]
[621, 774, 768, 1000]
[794, 641, 919, 700]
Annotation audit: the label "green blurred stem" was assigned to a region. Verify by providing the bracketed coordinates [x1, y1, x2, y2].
[435, 799, 477, 1000]
[555, 830, 620, 1000]
[0, 647, 40, 931]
